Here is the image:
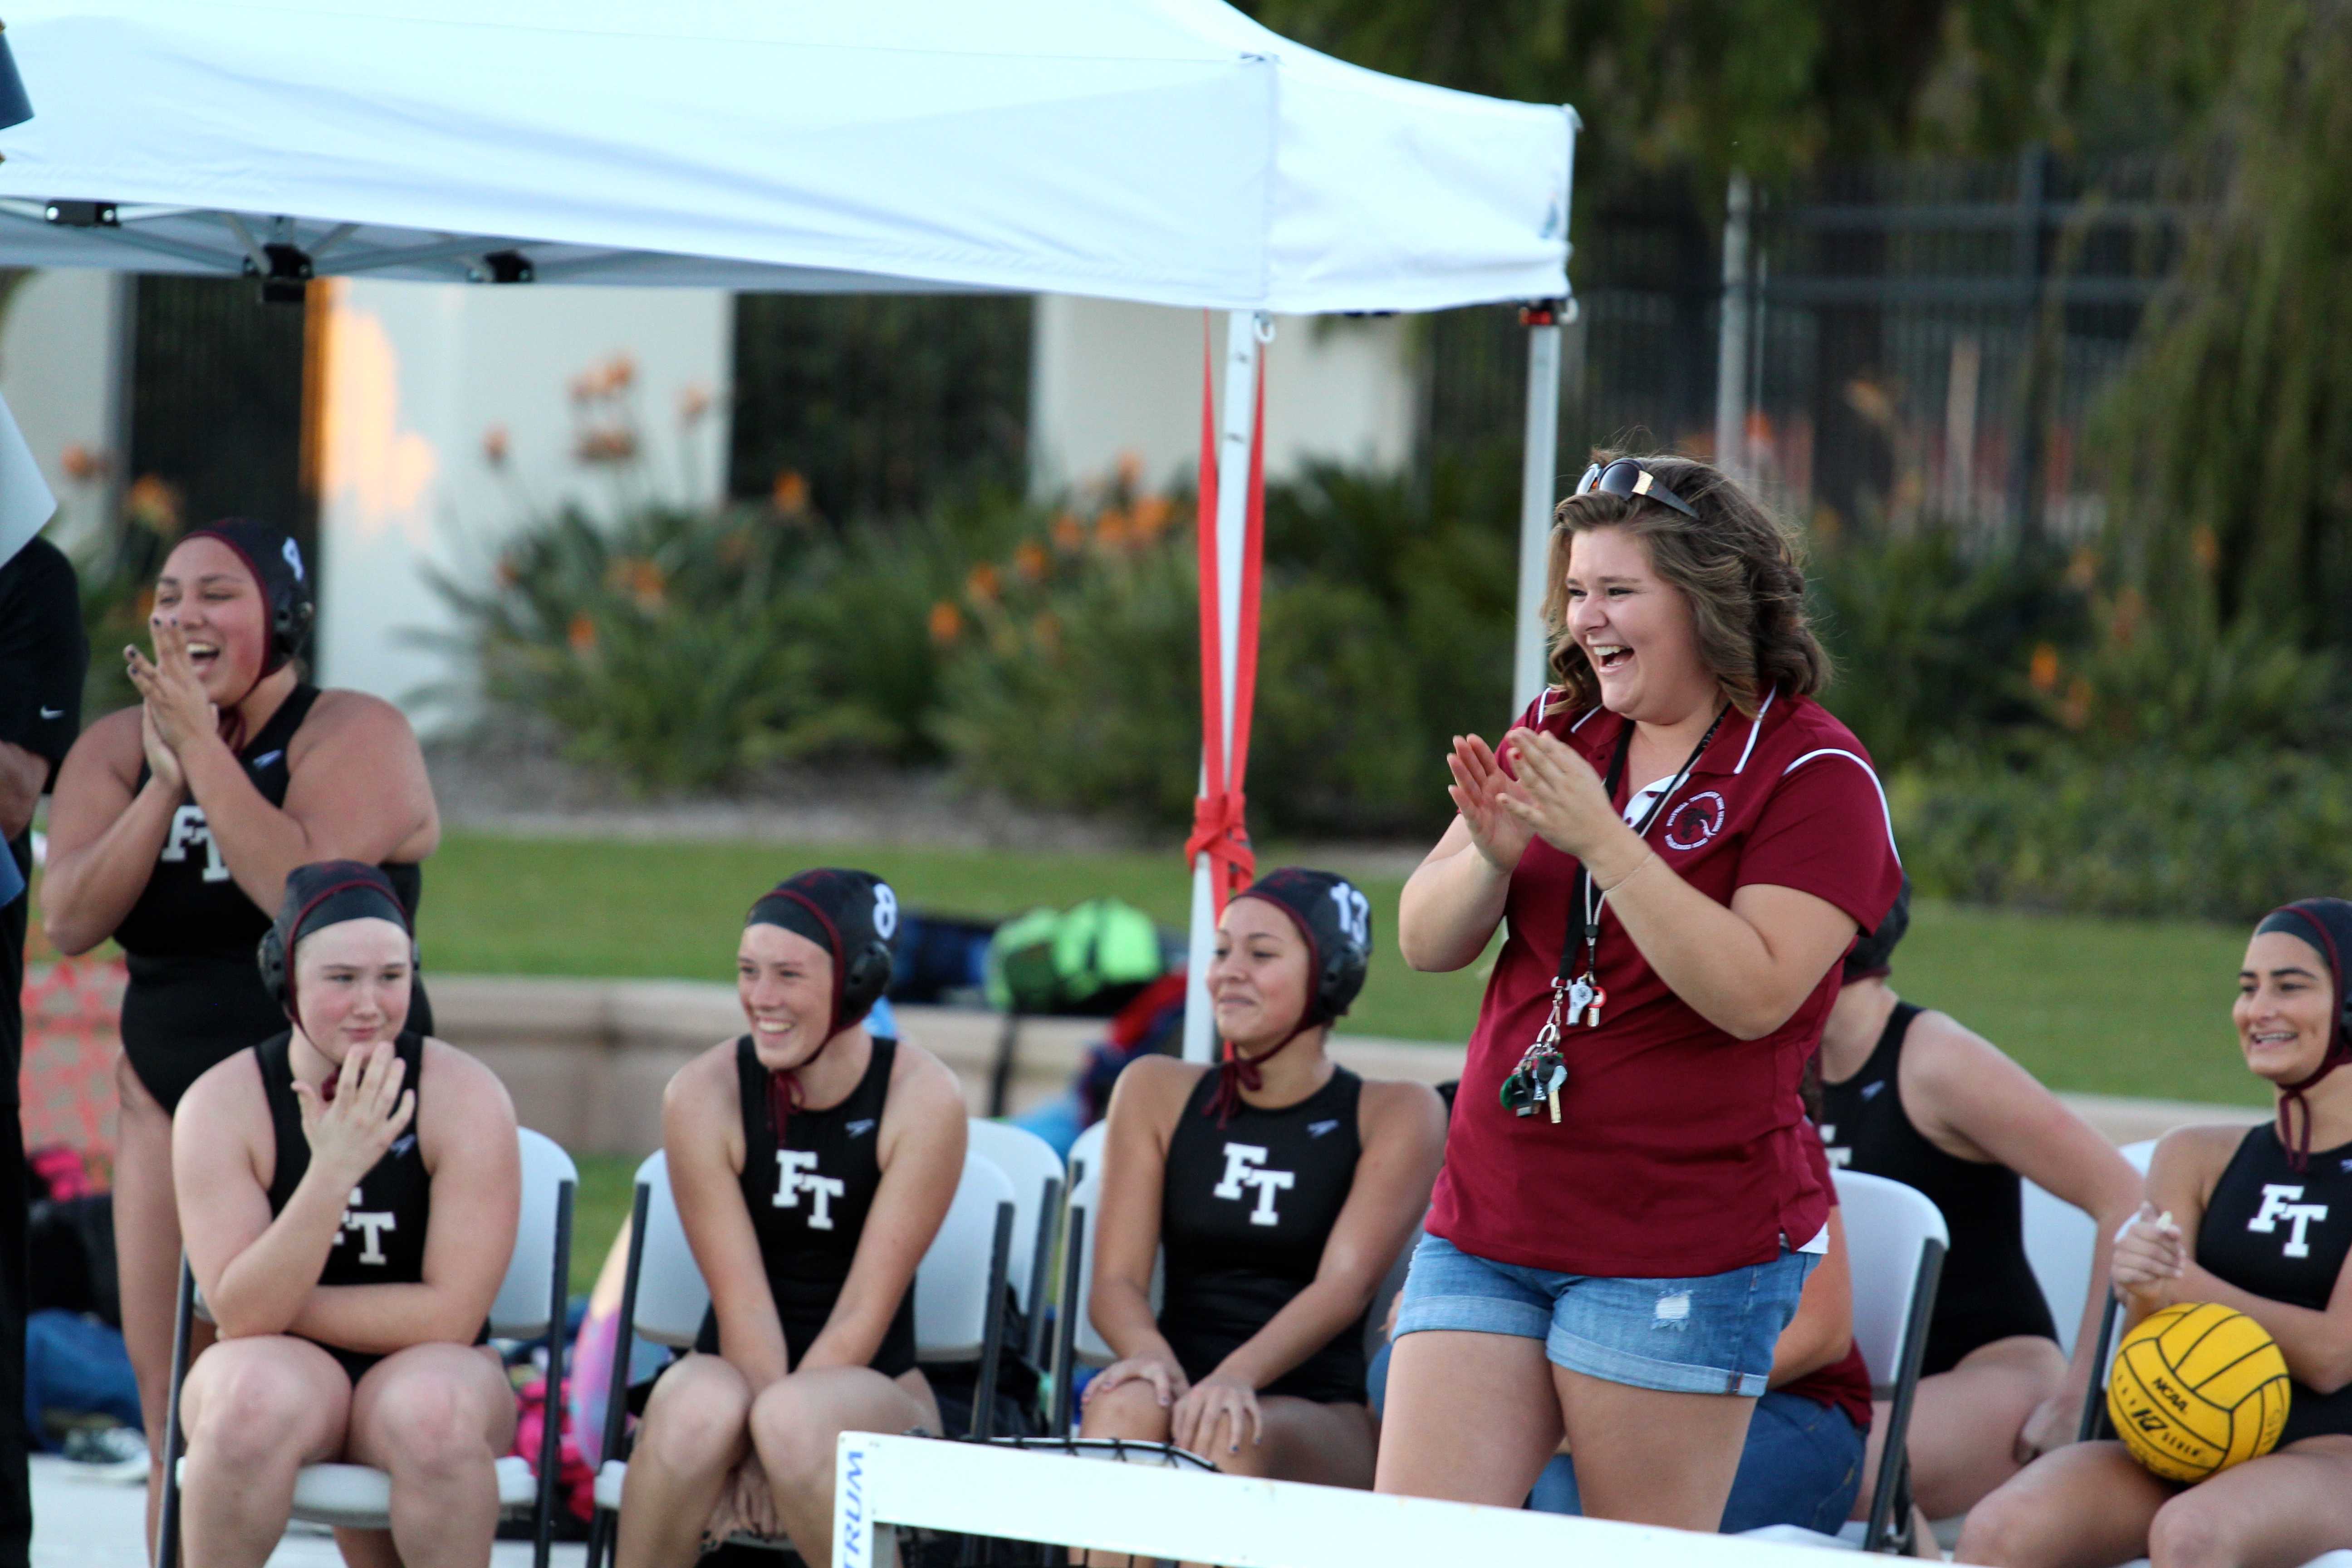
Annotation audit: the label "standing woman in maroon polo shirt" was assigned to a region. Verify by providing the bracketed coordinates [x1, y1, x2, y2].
[1378, 455, 1902, 1530]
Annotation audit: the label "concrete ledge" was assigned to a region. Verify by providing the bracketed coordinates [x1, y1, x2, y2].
[422, 974, 2270, 1157]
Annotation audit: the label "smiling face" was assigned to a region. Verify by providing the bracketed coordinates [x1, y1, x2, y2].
[154, 535, 270, 704]
[1210, 897, 1314, 1056]
[291, 918, 413, 1060]
[738, 922, 837, 1072]
[1562, 525, 1716, 724]
[2235, 929, 2339, 1085]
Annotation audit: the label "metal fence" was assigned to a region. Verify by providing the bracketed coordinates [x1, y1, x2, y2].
[1423, 150, 2196, 547]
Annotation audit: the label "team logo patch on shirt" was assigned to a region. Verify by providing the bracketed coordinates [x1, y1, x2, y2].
[846, 1118, 877, 1140]
[2248, 1183, 2329, 1259]
[1307, 1119, 1341, 1139]
[1212, 1143, 1295, 1226]
[774, 1150, 848, 1229]
[1860, 1081, 1886, 1100]
[1662, 791, 1728, 852]
[252, 750, 284, 769]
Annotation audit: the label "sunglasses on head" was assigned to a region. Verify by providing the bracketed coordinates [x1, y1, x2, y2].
[1573, 458, 1700, 520]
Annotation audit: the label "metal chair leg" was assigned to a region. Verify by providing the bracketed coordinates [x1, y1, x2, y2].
[587, 1182, 652, 1568]
[535, 1180, 575, 1568]
[156, 1257, 197, 1568]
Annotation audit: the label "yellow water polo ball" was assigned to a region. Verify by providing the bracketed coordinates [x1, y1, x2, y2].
[2108, 1301, 2291, 1483]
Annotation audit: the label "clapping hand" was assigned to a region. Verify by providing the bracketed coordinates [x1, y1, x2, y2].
[293, 1040, 415, 1191]
[1499, 726, 1627, 865]
[2112, 1202, 2186, 1303]
[1446, 735, 1534, 871]
[126, 616, 219, 755]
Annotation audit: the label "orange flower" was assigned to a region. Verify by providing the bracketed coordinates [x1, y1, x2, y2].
[482, 424, 510, 467]
[2060, 675, 2092, 731]
[1031, 611, 1062, 657]
[605, 556, 667, 613]
[1051, 512, 1086, 554]
[126, 475, 182, 534]
[2110, 587, 2144, 650]
[575, 426, 638, 465]
[679, 383, 713, 425]
[1116, 451, 1144, 492]
[567, 612, 598, 656]
[1131, 494, 1173, 541]
[1012, 540, 1049, 583]
[2028, 643, 2061, 694]
[965, 562, 1001, 605]
[134, 588, 156, 623]
[60, 442, 105, 483]
[928, 600, 965, 645]
[772, 470, 811, 517]
[495, 554, 519, 588]
[1094, 508, 1132, 549]
[602, 353, 638, 395]
[2190, 525, 2219, 573]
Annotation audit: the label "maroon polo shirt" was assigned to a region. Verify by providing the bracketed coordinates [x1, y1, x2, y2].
[1426, 687, 1903, 1279]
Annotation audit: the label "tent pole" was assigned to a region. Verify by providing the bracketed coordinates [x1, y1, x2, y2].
[1512, 302, 1565, 718]
[1714, 169, 1753, 485]
[1181, 309, 1267, 1065]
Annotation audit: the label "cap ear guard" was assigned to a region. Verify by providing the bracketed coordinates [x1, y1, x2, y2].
[257, 925, 289, 1003]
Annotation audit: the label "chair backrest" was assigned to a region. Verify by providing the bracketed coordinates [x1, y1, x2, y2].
[1063, 1160, 1161, 1367]
[490, 1127, 580, 1338]
[1067, 1119, 1109, 1189]
[2020, 1177, 2098, 1359]
[2120, 1137, 2156, 1174]
[629, 1151, 715, 1348]
[915, 1150, 1017, 1362]
[1833, 1168, 1951, 1394]
[965, 1120, 1064, 1315]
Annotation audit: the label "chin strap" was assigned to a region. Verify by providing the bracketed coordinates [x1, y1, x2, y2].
[1205, 1018, 1319, 1127]
[767, 1030, 843, 1145]
[2277, 1054, 2348, 1172]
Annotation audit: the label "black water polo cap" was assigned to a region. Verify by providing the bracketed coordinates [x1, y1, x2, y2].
[746, 868, 899, 1037]
[183, 517, 314, 672]
[1844, 876, 1913, 984]
[257, 860, 415, 1012]
[1232, 866, 1372, 1027]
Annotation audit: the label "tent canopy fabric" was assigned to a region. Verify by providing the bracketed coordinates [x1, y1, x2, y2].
[0, 0, 1572, 313]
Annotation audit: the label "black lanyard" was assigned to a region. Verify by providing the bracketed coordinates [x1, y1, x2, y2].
[1559, 706, 1727, 996]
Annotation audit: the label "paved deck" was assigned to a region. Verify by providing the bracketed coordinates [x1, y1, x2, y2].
[30, 1455, 589, 1568]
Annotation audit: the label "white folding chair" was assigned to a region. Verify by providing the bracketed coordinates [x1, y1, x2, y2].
[1746, 1168, 1949, 1556]
[586, 1147, 1017, 1568]
[157, 1128, 578, 1568]
[1066, 1118, 1109, 1191]
[966, 1118, 1067, 1363]
[1049, 1155, 1168, 1436]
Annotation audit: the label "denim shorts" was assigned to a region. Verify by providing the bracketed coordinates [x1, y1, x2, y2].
[1392, 1233, 1818, 1396]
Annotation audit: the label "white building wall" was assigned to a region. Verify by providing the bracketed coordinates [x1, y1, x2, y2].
[1029, 296, 1414, 494]
[314, 280, 731, 729]
[0, 269, 127, 550]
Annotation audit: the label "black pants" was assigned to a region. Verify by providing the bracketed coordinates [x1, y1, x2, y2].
[0, 881, 31, 1567]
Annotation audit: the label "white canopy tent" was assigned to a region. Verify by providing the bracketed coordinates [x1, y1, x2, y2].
[0, 0, 1579, 1059]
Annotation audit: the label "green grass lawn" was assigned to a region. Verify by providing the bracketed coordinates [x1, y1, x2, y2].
[423, 828, 2271, 1115]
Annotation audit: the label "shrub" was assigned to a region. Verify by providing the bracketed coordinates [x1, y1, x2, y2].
[1896, 744, 2352, 922]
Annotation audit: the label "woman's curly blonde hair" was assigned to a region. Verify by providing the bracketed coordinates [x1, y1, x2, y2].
[1541, 452, 1829, 718]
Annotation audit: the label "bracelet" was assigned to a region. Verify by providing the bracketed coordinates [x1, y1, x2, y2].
[1597, 850, 1656, 895]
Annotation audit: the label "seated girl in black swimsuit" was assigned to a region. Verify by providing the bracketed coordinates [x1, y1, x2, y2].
[1819, 883, 2142, 1519]
[617, 870, 967, 1568]
[173, 862, 519, 1568]
[1959, 897, 2352, 1568]
[1080, 868, 1446, 1488]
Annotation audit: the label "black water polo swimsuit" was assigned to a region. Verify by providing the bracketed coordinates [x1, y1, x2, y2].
[1818, 1002, 2058, 1375]
[115, 685, 430, 1112]
[1157, 1065, 1369, 1406]
[258, 1029, 481, 1382]
[2196, 1124, 2352, 1446]
[694, 1034, 918, 1377]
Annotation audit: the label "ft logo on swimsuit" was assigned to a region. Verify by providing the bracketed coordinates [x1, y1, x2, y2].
[1213, 1144, 1294, 1226]
[158, 805, 231, 883]
[336, 1189, 397, 1264]
[774, 1150, 848, 1230]
[2249, 1183, 2329, 1259]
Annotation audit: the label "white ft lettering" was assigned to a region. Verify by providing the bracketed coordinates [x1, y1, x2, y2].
[159, 805, 231, 883]
[2249, 1184, 2329, 1259]
[1212, 1143, 1295, 1227]
[774, 1149, 846, 1230]
[337, 1189, 397, 1264]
